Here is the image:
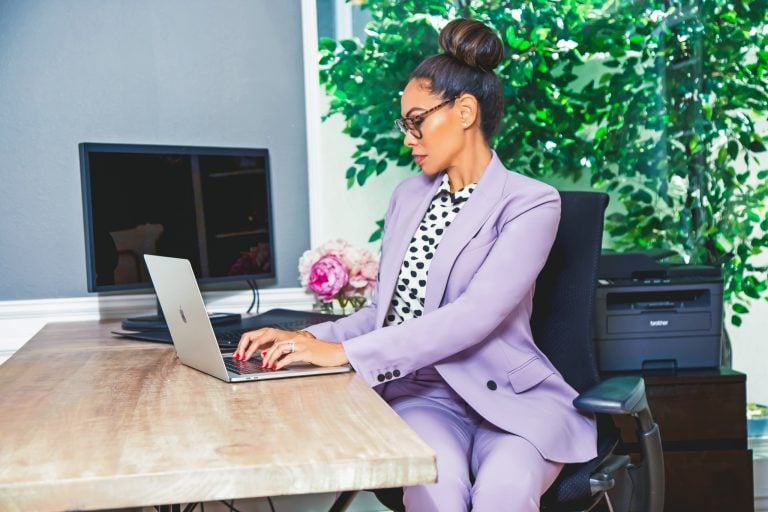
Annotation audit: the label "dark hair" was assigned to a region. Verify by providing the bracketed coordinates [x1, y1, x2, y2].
[410, 19, 504, 140]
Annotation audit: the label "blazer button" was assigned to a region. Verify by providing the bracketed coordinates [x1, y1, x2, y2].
[385, 371, 393, 380]
[487, 380, 497, 391]
[393, 369, 401, 378]
[377, 374, 385, 382]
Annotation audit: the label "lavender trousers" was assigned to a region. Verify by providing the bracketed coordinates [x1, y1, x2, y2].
[382, 367, 563, 512]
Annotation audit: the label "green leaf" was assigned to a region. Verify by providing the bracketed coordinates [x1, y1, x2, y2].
[630, 189, 653, 204]
[340, 39, 357, 53]
[732, 303, 749, 314]
[368, 226, 383, 243]
[728, 141, 740, 159]
[505, 26, 517, 46]
[318, 37, 337, 52]
[595, 126, 607, 140]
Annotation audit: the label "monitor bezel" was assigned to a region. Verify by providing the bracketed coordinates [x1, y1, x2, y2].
[79, 142, 277, 293]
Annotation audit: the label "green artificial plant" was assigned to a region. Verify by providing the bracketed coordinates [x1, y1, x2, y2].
[318, 0, 768, 326]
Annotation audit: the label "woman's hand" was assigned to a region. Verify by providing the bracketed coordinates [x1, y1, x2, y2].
[234, 328, 349, 370]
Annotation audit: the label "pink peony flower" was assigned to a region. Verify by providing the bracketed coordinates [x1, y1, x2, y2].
[298, 239, 379, 304]
[307, 255, 349, 302]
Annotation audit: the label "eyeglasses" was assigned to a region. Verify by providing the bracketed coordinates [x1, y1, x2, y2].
[394, 96, 459, 139]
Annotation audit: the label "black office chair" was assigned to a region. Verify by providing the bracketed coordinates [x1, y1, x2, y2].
[532, 191, 664, 512]
[331, 191, 664, 512]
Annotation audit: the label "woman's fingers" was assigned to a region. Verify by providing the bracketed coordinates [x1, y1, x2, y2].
[262, 338, 299, 369]
[234, 330, 263, 360]
[273, 352, 299, 370]
[235, 328, 288, 360]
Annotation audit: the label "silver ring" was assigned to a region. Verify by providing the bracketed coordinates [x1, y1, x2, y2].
[289, 341, 296, 354]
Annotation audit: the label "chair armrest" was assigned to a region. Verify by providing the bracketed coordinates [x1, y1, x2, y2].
[573, 376, 648, 416]
[574, 376, 665, 512]
[590, 454, 631, 493]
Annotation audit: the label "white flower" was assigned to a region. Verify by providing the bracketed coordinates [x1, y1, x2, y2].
[556, 39, 578, 51]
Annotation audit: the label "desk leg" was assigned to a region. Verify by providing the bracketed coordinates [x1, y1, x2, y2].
[328, 491, 358, 512]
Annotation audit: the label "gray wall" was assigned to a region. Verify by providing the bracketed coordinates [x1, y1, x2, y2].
[0, 0, 310, 300]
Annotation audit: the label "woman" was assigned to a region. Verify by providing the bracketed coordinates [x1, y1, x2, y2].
[235, 19, 596, 512]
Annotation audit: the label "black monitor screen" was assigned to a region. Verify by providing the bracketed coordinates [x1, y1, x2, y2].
[79, 143, 275, 292]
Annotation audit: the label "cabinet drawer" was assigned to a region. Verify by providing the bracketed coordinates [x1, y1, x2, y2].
[613, 381, 747, 444]
[662, 450, 754, 512]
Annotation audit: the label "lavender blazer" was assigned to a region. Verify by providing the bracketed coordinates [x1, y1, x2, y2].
[307, 152, 597, 463]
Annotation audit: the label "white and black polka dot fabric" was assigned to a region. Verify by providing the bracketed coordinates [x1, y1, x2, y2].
[385, 174, 477, 326]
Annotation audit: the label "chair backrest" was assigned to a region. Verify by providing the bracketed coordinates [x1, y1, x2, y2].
[530, 191, 609, 394]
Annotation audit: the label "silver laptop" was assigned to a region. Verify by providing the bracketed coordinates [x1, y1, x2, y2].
[144, 254, 351, 382]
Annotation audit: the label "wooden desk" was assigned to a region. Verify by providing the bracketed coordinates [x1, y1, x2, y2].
[608, 368, 754, 512]
[0, 321, 436, 511]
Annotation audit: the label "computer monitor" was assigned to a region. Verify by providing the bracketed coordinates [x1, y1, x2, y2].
[79, 143, 275, 324]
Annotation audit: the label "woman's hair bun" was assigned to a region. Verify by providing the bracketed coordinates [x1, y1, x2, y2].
[438, 19, 503, 72]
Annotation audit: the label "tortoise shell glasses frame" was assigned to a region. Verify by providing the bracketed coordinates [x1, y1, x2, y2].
[394, 96, 460, 139]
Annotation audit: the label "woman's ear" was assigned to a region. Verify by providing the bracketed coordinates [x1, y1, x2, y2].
[457, 94, 479, 128]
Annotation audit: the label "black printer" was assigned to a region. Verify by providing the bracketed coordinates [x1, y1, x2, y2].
[594, 251, 723, 372]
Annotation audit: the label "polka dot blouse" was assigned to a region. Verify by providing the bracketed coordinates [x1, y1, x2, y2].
[385, 174, 477, 326]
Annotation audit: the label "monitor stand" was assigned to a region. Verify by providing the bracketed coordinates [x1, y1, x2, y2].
[121, 299, 241, 331]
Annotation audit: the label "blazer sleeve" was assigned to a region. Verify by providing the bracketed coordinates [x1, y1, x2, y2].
[341, 189, 561, 386]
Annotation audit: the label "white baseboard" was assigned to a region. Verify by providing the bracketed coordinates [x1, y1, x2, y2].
[0, 288, 315, 362]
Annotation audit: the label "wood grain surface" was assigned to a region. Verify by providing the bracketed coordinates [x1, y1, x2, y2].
[0, 321, 436, 511]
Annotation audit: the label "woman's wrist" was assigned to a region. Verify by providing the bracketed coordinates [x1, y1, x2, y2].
[295, 329, 316, 339]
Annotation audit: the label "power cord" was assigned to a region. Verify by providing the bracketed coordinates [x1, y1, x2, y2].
[220, 500, 241, 512]
[219, 498, 274, 512]
[246, 280, 256, 314]
[246, 280, 261, 315]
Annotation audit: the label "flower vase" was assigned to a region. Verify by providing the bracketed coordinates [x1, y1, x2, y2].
[315, 296, 367, 316]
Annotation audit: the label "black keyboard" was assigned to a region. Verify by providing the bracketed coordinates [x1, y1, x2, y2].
[216, 328, 247, 348]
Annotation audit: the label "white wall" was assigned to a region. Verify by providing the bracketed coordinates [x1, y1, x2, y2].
[312, 93, 414, 250]
[731, 292, 768, 405]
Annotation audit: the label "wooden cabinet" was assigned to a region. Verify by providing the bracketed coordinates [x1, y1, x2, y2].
[607, 368, 754, 511]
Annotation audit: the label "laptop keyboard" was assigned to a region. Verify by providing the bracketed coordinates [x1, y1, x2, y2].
[225, 356, 283, 375]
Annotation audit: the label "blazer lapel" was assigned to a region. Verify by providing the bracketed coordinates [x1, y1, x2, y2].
[423, 152, 509, 312]
[375, 175, 443, 327]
